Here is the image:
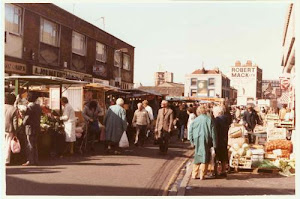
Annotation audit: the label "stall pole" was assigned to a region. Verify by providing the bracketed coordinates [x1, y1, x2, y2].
[14, 79, 19, 96]
[59, 84, 62, 115]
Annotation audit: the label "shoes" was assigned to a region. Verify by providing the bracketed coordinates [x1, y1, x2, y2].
[22, 161, 34, 166]
[114, 151, 121, 155]
[219, 172, 227, 178]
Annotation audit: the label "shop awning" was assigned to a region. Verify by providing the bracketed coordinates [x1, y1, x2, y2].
[5, 75, 89, 86]
[85, 83, 120, 91]
[123, 89, 162, 96]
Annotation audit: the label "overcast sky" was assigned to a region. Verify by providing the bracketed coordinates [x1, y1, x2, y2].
[55, 1, 289, 86]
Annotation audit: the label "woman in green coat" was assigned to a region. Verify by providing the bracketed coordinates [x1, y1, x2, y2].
[189, 105, 217, 180]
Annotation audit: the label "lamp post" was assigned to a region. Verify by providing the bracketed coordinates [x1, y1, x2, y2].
[115, 48, 128, 88]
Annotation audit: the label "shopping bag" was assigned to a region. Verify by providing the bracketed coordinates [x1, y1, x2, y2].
[119, 131, 129, 148]
[10, 136, 21, 154]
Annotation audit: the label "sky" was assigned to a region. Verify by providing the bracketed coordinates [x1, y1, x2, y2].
[54, 1, 289, 86]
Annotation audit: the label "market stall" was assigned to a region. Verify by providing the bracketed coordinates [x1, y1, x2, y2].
[228, 112, 295, 177]
[5, 75, 89, 158]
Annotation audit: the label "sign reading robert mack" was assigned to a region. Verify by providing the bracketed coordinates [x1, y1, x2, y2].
[231, 67, 256, 78]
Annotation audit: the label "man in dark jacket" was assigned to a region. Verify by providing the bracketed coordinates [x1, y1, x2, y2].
[243, 106, 260, 144]
[22, 92, 42, 166]
[177, 104, 189, 142]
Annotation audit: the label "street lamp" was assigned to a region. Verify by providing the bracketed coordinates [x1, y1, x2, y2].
[115, 48, 128, 88]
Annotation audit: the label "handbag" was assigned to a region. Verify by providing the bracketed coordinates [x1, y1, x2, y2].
[119, 131, 129, 148]
[11, 136, 21, 153]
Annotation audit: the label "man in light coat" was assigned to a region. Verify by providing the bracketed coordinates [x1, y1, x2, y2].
[132, 103, 150, 147]
[5, 93, 17, 166]
[155, 100, 173, 154]
[104, 98, 127, 154]
[60, 97, 76, 156]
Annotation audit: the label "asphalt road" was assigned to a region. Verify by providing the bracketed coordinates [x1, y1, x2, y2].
[6, 136, 192, 196]
[185, 171, 295, 196]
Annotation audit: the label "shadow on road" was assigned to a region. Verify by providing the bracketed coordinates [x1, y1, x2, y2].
[185, 186, 295, 195]
[6, 176, 163, 196]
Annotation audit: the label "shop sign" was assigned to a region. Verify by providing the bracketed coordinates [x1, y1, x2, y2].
[197, 80, 208, 95]
[33, 66, 66, 77]
[64, 69, 92, 82]
[231, 67, 256, 78]
[5, 61, 27, 74]
[279, 77, 290, 90]
[92, 78, 109, 85]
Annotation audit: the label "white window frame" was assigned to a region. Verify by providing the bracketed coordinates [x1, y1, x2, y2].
[114, 50, 122, 68]
[123, 54, 131, 70]
[191, 78, 197, 86]
[40, 18, 59, 47]
[208, 89, 215, 97]
[72, 31, 86, 56]
[208, 78, 215, 86]
[191, 89, 197, 96]
[5, 4, 22, 35]
[96, 42, 107, 63]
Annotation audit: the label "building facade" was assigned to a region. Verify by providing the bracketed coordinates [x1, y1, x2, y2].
[4, 3, 135, 89]
[229, 60, 263, 106]
[262, 80, 281, 99]
[154, 71, 173, 86]
[184, 68, 231, 99]
[280, 3, 295, 109]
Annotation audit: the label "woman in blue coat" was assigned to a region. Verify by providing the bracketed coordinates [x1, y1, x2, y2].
[189, 105, 217, 180]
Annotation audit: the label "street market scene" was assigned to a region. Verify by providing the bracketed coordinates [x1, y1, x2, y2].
[2, 1, 297, 197]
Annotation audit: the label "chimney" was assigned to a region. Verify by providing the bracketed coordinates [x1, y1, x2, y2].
[246, 60, 252, 66]
[235, 60, 241, 67]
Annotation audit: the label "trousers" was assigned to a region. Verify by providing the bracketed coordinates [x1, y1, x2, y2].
[5, 132, 14, 164]
[192, 163, 208, 179]
[158, 130, 170, 153]
[25, 134, 38, 164]
[135, 125, 147, 146]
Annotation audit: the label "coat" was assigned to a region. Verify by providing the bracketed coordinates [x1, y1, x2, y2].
[60, 103, 76, 142]
[5, 104, 17, 133]
[104, 104, 127, 143]
[189, 114, 216, 164]
[243, 110, 259, 131]
[23, 102, 42, 136]
[214, 115, 230, 162]
[155, 107, 173, 138]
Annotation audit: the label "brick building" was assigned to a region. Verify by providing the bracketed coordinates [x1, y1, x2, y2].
[5, 3, 134, 89]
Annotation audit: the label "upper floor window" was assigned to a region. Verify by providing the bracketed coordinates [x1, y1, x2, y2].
[208, 78, 215, 86]
[40, 18, 59, 47]
[5, 4, 22, 35]
[123, 54, 130, 70]
[72, 31, 86, 56]
[114, 50, 122, 67]
[96, 42, 107, 62]
[191, 78, 197, 86]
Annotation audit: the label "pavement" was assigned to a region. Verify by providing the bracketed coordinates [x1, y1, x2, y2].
[5, 135, 193, 196]
[177, 159, 295, 196]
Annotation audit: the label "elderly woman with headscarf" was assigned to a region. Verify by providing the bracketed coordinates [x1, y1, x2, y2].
[189, 105, 217, 180]
[104, 98, 127, 154]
